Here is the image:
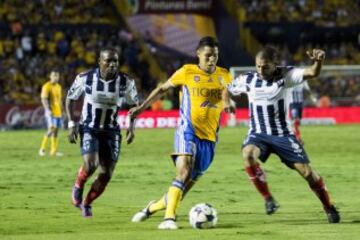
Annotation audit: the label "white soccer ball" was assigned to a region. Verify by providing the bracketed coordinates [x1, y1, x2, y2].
[189, 203, 217, 229]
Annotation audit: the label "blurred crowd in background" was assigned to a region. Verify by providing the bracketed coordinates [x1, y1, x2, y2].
[0, 0, 359, 108]
[239, 0, 360, 25]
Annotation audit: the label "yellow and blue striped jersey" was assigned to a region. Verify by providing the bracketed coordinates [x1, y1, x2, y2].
[41, 81, 62, 117]
[169, 64, 232, 142]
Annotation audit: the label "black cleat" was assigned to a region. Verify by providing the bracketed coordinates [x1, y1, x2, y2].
[265, 197, 280, 215]
[326, 205, 340, 223]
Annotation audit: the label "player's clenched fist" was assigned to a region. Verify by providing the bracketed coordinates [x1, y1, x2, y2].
[129, 106, 143, 119]
[306, 49, 325, 62]
[67, 127, 78, 144]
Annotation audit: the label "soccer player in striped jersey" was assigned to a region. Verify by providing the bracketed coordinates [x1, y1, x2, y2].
[66, 47, 139, 218]
[39, 68, 63, 157]
[289, 81, 317, 145]
[130, 36, 234, 230]
[229, 46, 340, 223]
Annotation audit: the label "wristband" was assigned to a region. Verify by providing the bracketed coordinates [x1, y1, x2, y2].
[68, 120, 76, 128]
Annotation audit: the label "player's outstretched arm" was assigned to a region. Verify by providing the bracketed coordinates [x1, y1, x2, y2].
[303, 49, 325, 80]
[66, 98, 78, 144]
[126, 114, 136, 144]
[129, 80, 174, 119]
[222, 89, 235, 114]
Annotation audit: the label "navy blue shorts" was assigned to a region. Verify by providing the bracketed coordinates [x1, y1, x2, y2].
[79, 126, 121, 162]
[289, 102, 303, 119]
[172, 132, 216, 180]
[243, 133, 309, 167]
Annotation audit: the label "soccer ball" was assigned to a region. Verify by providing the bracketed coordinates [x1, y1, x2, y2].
[189, 203, 217, 229]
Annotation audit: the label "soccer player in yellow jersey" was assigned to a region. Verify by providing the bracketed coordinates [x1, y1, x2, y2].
[39, 69, 63, 157]
[130, 36, 234, 229]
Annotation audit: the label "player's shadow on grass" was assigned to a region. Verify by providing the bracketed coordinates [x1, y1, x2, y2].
[220, 212, 331, 225]
[217, 223, 245, 229]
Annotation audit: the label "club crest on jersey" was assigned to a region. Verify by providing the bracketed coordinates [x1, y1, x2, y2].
[194, 75, 200, 82]
[218, 76, 224, 85]
[208, 78, 213, 82]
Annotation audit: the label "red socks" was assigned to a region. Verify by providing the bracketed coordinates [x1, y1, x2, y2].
[309, 177, 332, 210]
[245, 163, 271, 200]
[75, 166, 89, 189]
[83, 175, 110, 206]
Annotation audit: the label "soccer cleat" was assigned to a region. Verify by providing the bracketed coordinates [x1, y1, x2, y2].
[72, 186, 83, 208]
[55, 152, 64, 157]
[131, 200, 156, 222]
[39, 149, 46, 156]
[158, 219, 178, 230]
[81, 205, 93, 218]
[50, 151, 63, 157]
[265, 197, 280, 215]
[325, 205, 340, 223]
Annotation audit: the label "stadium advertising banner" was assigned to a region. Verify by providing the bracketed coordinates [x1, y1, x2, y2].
[1, 105, 360, 129]
[0, 104, 45, 129]
[124, 0, 216, 56]
[129, 0, 214, 15]
[118, 107, 360, 129]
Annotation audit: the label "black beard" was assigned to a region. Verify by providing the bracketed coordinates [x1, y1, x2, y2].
[104, 71, 116, 80]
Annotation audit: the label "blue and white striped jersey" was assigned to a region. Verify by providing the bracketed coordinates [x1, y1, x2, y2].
[289, 81, 310, 104]
[67, 68, 139, 130]
[228, 67, 305, 136]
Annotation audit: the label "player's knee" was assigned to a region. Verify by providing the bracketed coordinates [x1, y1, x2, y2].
[52, 128, 58, 137]
[242, 147, 256, 165]
[84, 161, 97, 174]
[98, 172, 111, 183]
[297, 165, 312, 179]
[176, 166, 191, 182]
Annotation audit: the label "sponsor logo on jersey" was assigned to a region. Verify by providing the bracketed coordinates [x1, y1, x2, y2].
[191, 87, 222, 99]
[218, 76, 224, 85]
[200, 100, 218, 109]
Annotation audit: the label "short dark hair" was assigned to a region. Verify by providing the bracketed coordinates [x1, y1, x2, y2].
[256, 46, 279, 63]
[49, 67, 61, 74]
[196, 36, 219, 50]
[100, 47, 120, 56]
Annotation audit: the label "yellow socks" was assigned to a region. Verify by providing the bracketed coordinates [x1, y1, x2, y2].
[164, 180, 184, 220]
[40, 136, 48, 151]
[50, 136, 57, 155]
[149, 194, 167, 214]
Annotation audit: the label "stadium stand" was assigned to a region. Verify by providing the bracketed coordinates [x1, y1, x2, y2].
[225, 0, 360, 106]
[0, 0, 359, 106]
[0, 0, 158, 104]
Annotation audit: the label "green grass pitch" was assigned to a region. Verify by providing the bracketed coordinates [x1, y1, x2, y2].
[0, 125, 359, 240]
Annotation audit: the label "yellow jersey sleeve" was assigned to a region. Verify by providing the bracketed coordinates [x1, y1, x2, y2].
[41, 83, 50, 99]
[217, 68, 232, 87]
[223, 70, 233, 85]
[168, 66, 186, 87]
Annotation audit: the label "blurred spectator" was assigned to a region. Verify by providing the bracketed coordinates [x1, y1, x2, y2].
[0, 28, 156, 105]
[0, 0, 115, 24]
[318, 95, 331, 108]
[239, 0, 360, 25]
[150, 96, 173, 111]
